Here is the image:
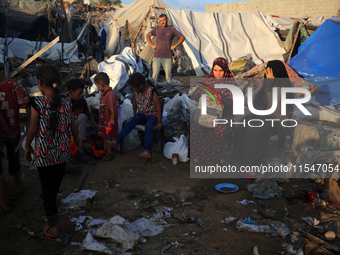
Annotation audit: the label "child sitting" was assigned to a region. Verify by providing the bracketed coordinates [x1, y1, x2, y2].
[107, 72, 162, 159]
[66, 79, 98, 160]
[94, 72, 118, 161]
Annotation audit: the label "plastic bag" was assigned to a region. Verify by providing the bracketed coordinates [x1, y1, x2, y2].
[118, 99, 134, 133]
[163, 134, 189, 162]
[179, 94, 197, 117]
[122, 130, 141, 152]
[163, 93, 180, 114]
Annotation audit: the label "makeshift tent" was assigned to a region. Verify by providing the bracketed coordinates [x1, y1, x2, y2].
[0, 37, 80, 63]
[103, 0, 286, 76]
[103, 0, 169, 57]
[289, 19, 340, 106]
[166, 10, 286, 76]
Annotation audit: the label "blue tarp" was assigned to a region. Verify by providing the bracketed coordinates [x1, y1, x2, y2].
[289, 19, 340, 105]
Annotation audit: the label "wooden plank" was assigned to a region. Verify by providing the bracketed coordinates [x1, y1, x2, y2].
[10, 36, 60, 78]
[287, 21, 301, 64]
[132, 9, 151, 45]
[306, 233, 340, 254]
[126, 20, 134, 53]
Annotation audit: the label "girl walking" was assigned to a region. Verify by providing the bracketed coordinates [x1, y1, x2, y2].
[25, 65, 78, 240]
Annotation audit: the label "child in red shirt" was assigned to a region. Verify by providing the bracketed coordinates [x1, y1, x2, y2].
[0, 114, 11, 212]
[94, 72, 118, 161]
[0, 73, 30, 200]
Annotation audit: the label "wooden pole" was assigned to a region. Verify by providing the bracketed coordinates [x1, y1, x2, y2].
[287, 21, 301, 63]
[132, 9, 151, 45]
[60, 0, 74, 42]
[126, 20, 134, 53]
[10, 36, 60, 78]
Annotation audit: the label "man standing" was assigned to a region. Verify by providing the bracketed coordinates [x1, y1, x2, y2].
[147, 14, 185, 93]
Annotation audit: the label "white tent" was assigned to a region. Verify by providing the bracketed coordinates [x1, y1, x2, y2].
[166, 10, 286, 76]
[103, 0, 286, 76]
[104, 0, 170, 56]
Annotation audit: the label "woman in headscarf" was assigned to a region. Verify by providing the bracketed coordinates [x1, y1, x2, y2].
[232, 60, 293, 166]
[190, 57, 236, 163]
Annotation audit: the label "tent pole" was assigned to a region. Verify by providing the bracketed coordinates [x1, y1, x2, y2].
[287, 22, 301, 63]
[126, 20, 134, 53]
[132, 9, 151, 46]
[10, 36, 60, 78]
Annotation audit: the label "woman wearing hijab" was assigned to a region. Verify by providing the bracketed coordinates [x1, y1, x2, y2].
[190, 57, 236, 163]
[232, 60, 293, 166]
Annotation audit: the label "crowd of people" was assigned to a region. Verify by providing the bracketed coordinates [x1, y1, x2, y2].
[0, 14, 292, 241]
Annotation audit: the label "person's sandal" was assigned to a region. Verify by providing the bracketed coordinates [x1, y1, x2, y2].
[139, 151, 152, 158]
[43, 225, 59, 241]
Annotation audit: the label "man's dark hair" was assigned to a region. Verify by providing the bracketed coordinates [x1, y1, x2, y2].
[66, 78, 85, 91]
[159, 14, 167, 19]
[94, 72, 110, 86]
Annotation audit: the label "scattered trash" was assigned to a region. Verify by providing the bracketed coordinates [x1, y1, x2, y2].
[325, 231, 336, 241]
[237, 199, 255, 205]
[223, 217, 238, 224]
[62, 190, 98, 210]
[252, 246, 260, 255]
[130, 215, 168, 237]
[247, 179, 282, 199]
[83, 232, 115, 255]
[95, 216, 140, 251]
[236, 218, 290, 237]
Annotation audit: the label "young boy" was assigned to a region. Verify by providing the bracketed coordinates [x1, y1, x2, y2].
[0, 73, 30, 200]
[0, 114, 11, 211]
[93, 72, 118, 161]
[66, 79, 98, 158]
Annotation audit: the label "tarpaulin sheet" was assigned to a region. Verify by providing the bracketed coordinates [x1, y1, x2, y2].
[166, 9, 285, 76]
[289, 19, 340, 105]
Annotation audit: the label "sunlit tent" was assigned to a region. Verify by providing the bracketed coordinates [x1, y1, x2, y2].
[102, 0, 287, 76]
[289, 19, 340, 106]
[103, 0, 170, 57]
[166, 10, 286, 76]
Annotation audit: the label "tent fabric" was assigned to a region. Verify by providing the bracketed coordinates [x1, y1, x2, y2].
[289, 19, 340, 105]
[90, 47, 145, 102]
[104, 0, 169, 56]
[7, 0, 52, 16]
[0, 37, 80, 63]
[266, 15, 294, 30]
[166, 10, 285, 76]
[289, 19, 340, 78]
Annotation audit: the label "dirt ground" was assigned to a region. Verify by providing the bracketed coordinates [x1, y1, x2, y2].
[1, 138, 339, 255]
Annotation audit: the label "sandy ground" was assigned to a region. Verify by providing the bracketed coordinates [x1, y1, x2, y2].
[1, 138, 339, 255]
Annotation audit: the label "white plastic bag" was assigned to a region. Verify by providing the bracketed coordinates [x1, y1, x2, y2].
[163, 93, 180, 114]
[118, 99, 133, 133]
[122, 130, 141, 152]
[180, 94, 198, 117]
[163, 134, 189, 162]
